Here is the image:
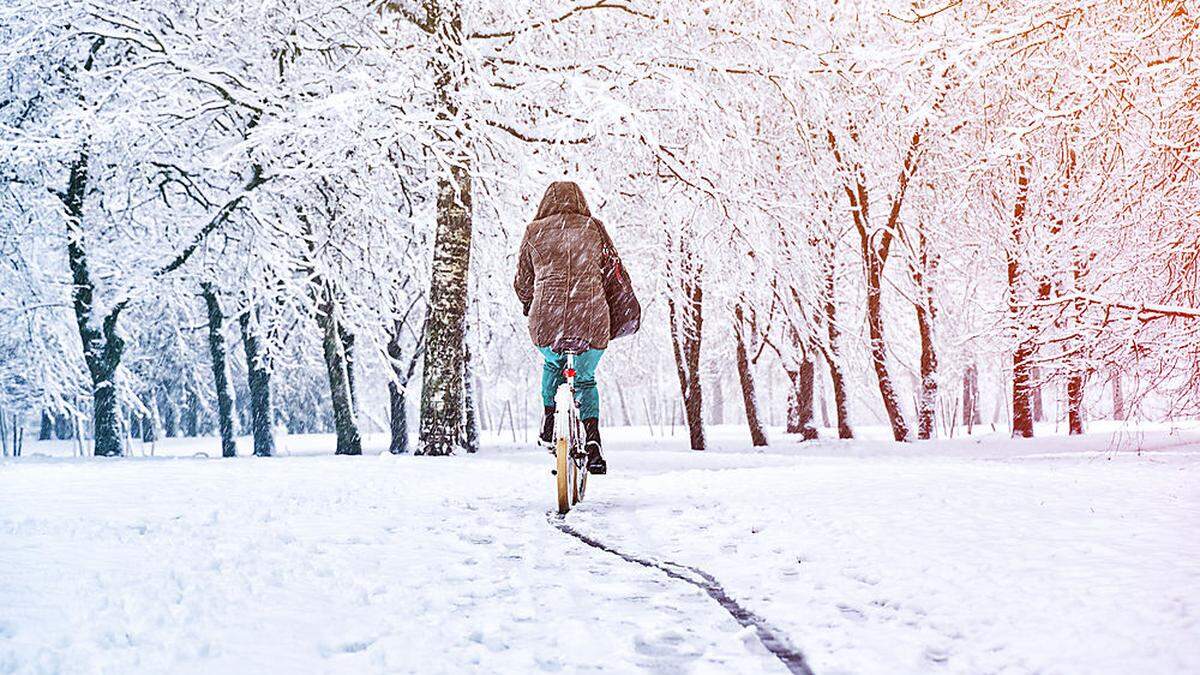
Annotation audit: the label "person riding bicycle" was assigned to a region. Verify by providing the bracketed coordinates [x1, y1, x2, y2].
[514, 181, 639, 475]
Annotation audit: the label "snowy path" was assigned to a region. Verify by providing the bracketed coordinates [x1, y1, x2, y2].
[2, 429, 1198, 674]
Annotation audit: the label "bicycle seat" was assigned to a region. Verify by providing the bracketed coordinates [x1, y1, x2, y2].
[552, 336, 593, 355]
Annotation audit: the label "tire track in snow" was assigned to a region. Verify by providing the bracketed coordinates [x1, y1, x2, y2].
[549, 515, 814, 675]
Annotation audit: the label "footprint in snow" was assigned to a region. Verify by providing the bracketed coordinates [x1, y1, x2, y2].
[633, 630, 703, 661]
[318, 637, 376, 657]
[870, 598, 900, 612]
[842, 569, 881, 586]
[837, 603, 867, 622]
[924, 645, 951, 664]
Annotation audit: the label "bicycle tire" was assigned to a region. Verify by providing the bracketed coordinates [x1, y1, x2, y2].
[556, 436, 570, 514]
[574, 458, 588, 503]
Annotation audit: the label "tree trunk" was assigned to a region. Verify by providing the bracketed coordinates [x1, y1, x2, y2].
[616, 386, 632, 427]
[387, 312, 423, 454]
[818, 370, 831, 429]
[865, 257, 910, 441]
[821, 240, 854, 439]
[786, 370, 800, 434]
[1012, 328, 1035, 438]
[417, 2, 473, 457]
[463, 342, 480, 454]
[911, 224, 939, 441]
[786, 357, 819, 441]
[709, 373, 725, 425]
[1009, 160, 1035, 439]
[1067, 374, 1085, 435]
[389, 381, 409, 455]
[1111, 368, 1125, 421]
[1030, 368, 1046, 423]
[92, 379, 120, 455]
[669, 262, 705, 451]
[54, 413, 73, 440]
[142, 405, 158, 444]
[915, 302, 937, 440]
[315, 286, 362, 456]
[183, 387, 200, 437]
[201, 283, 237, 458]
[962, 363, 981, 431]
[64, 146, 125, 457]
[159, 389, 177, 438]
[239, 312, 275, 457]
[39, 411, 52, 441]
[295, 203, 362, 457]
[418, 163, 472, 456]
[339, 324, 358, 414]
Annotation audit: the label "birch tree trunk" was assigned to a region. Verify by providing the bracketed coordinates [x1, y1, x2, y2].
[418, 1, 473, 457]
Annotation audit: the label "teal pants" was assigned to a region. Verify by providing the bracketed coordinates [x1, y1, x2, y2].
[538, 346, 604, 420]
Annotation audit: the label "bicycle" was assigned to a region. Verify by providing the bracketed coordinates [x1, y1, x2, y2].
[551, 350, 589, 515]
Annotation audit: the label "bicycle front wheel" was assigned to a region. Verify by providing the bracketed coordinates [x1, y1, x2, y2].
[572, 457, 587, 504]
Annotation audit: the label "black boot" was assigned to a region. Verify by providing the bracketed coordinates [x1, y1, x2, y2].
[539, 407, 555, 447]
[582, 417, 606, 475]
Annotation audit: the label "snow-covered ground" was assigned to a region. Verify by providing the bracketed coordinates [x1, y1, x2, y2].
[2, 425, 1198, 674]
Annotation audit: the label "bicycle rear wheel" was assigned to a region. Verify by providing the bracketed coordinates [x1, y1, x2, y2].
[555, 437, 570, 514]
